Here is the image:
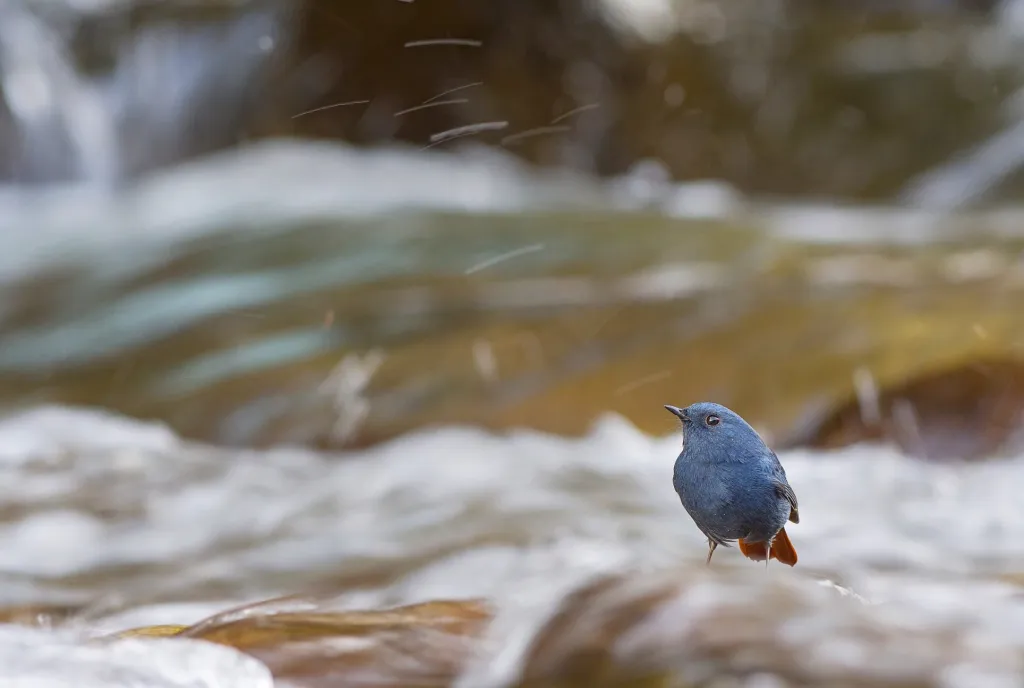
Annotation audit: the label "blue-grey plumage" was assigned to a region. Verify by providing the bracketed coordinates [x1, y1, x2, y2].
[665, 401, 800, 566]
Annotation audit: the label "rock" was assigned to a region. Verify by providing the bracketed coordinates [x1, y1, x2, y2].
[510, 569, 1022, 687]
[0, 603, 81, 628]
[794, 358, 1024, 460]
[89, 568, 1024, 687]
[113, 625, 191, 639]
[179, 598, 492, 687]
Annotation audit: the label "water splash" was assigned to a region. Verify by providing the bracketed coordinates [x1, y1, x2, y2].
[0, 0, 284, 186]
[0, 2, 119, 184]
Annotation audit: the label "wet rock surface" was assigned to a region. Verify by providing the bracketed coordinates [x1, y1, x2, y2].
[0, 603, 81, 628]
[182, 599, 491, 687]
[6, 569, 1024, 687]
[798, 358, 1024, 461]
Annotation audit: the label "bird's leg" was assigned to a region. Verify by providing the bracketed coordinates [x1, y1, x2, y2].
[706, 538, 717, 566]
[765, 536, 774, 570]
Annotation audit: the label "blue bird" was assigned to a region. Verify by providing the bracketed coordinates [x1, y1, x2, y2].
[664, 401, 800, 566]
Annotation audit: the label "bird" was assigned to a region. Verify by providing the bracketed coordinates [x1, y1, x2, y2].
[664, 401, 799, 567]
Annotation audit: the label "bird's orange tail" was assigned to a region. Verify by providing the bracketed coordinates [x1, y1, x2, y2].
[737, 528, 798, 567]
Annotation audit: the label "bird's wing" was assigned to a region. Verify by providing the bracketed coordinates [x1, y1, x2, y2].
[769, 451, 800, 524]
[774, 478, 800, 524]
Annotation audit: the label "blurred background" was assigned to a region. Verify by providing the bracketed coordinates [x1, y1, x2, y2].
[5, 0, 1024, 686]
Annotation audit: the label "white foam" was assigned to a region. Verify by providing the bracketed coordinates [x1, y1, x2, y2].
[0, 624, 273, 688]
[0, 406, 1022, 599]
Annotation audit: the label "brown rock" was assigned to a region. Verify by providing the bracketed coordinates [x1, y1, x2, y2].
[793, 358, 1024, 461]
[111, 624, 191, 639]
[0, 604, 82, 628]
[178, 598, 493, 688]
[515, 571, 1001, 687]
[91, 569, 1024, 687]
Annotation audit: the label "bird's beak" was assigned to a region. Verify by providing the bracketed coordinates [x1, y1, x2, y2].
[664, 405, 689, 422]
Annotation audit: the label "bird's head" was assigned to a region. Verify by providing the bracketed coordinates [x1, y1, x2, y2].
[663, 401, 767, 461]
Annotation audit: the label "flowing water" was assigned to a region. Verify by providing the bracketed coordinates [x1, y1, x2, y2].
[1, 140, 1024, 685]
[5, 407, 1024, 685]
[0, 0, 285, 185]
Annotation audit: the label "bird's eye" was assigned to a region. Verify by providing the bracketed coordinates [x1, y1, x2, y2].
[705, 414, 720, 427]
